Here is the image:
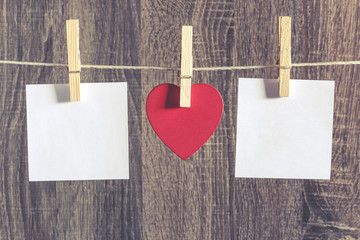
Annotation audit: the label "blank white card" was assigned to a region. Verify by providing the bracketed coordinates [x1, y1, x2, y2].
[235, 78, 335, 179]
[26, 83, 129, 181]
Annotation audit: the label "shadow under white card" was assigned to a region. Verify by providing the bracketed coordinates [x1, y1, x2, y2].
[235, 78, 335, 179]
[26, 83, 129, 181]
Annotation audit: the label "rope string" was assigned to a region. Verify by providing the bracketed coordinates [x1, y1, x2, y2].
[0, 60, 359, 71]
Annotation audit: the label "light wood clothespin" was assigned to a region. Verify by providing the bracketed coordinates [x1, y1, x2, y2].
[180, 26, 193, 107]
[278, 16, 291, 97]
[66, 19, 81, 101]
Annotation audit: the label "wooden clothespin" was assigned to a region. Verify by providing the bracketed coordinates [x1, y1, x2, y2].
[66, 19, 81, 101]
[278, 16, 291, 97]
[179, 26, 193, 107]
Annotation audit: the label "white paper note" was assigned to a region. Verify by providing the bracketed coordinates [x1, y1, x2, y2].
[26, 83, 129, 181]
[235, 78, 335, 179]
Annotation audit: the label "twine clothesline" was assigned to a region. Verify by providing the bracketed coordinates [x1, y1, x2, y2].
[0, 60, 360, 71]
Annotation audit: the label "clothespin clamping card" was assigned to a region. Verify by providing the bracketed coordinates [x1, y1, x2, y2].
[66, 19, 81, 101]
[278, 16, 291, 97]
[180, 26, 193, 107]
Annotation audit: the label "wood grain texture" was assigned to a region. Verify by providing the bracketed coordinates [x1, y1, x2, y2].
[0, 1, 142, 239]
[180, 26, 192, 107]
[0, 0, 359, 239]
[278, 16, 291, 97]
[69, 73, 80, 101]
[66, 19, 80, 73]
[66, 19, 81, 101]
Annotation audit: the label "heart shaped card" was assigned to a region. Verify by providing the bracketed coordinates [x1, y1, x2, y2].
[146, 83, 223, 159]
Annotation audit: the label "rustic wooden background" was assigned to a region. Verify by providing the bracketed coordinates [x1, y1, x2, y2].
[0, 0, 359, 239]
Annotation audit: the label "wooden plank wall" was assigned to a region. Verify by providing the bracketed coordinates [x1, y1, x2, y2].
[0, 0, 359, 239]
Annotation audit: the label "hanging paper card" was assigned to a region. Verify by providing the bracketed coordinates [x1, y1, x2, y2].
[235, 78, 335, 179]
[26, 82, 129, 181]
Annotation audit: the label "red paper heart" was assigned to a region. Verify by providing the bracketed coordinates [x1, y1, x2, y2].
[146, 83, 223, 159]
